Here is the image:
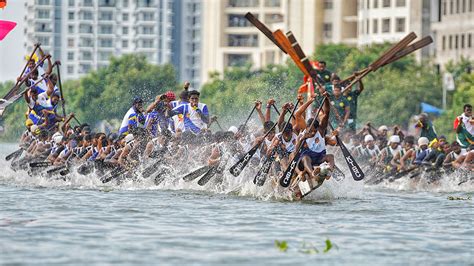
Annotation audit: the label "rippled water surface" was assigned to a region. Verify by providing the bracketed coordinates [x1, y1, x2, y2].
[1, 144, 473, 265]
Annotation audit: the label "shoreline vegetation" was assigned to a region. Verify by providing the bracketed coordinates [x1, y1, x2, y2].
[1, 43, 472, 141]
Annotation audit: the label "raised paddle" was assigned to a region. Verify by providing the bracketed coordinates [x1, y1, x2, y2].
[5, 148, 23, 161]
[54, 62, 67, 118]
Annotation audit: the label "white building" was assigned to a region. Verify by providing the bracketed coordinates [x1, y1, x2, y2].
[24, 0, 174, 80]
[431, 0, 474, 69]
[357, 0, 434, 59]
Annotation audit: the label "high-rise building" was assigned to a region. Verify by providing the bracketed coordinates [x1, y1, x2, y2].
[357, 0, 434, 59]
[171, 0, 201, 89]
[24, 0, 174, 80]
[431, 0, 474, 69]
[200, 0, 358, 85]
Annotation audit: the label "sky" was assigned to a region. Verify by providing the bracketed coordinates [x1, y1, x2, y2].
[0, 0, 26, 82]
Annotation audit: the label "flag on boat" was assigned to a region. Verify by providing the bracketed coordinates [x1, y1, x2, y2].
[0, 20, 16, 41]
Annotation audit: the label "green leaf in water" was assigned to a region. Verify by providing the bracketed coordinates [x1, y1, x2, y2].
[323, 239, 333, 253]
[447, 196, 472, 200]
[275, 240, 288, 252]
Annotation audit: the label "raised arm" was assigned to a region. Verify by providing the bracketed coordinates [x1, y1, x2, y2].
[265, 99, 275, 122]
[254, 101, 265, 126]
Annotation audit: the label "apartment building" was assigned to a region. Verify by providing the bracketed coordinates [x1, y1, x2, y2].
[357, 0, 434, 59]
[25, 0, 174, 80]
[200, 0, 358, 85]
[171, 0, 201, 89]
[431, 0, 474, 69]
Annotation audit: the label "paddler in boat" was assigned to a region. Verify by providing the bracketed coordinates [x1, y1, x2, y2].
[168, 90, 209, 134]
[119, 97, 146, 136]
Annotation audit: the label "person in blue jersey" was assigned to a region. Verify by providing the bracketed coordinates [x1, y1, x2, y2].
[169, 90, 188, 133]
[169, 90, 209, 134]
[145, 93, 173, 137]
[119, 97, 145, 135]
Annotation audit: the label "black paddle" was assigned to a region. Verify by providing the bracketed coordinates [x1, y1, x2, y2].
[253, 99, 299, 186]
[29, 161, 52, 168]
[5, 148, 23, 161]
[229, 122, 278, 177]
[182, 165, 210, 182]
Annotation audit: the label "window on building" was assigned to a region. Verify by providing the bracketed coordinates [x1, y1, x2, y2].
[461, 34, 465, 48]
[443, 0, 447, 15]
[265, 0, 280, 7]
[373, 19, 378, 33]
[382, 18, 390, 32]
[68, 25, 74, 34]
[83, 11, 93, 20]
[455, 35, 459, 48]
[367, 0, 370, 9]
[143, 12, 154, 21]
[99, 25, 113, 34]
[99, 11, 113, 20]
[35, 23, 50, 32]
[442, 35, 446, 50]
[228, 0, 259, 7]
[228, 34, 258, 47]
[468, 34, 472, 47]
[449, 35, 453, 49]
[123, 0, 129, 7]
[67, 52, 74, 60]
[227, 54, 251, 67]
[122, 13, 129, 21]
[228, 14, 252, 27]
[68, 38, 74, 47]
[68, 0, 74, 6]
[37, 36, 50, 46]
[67, 66, 74, 74]
[323, 23, 333, 38]
[142, 26, 154, 34]
[395, 17, 405, 32]
[79, 24, 93, 33]
[383, 0, 391, 7]
[122, 40, 128, 48]
[470, 0, 473, 11]
[79, 64, 92, 74]
[99, 52, 112, 61]
[37, 0, 50, 5]
[396, 0, 405, 6]
[456, 0, 460, 12]
[81, 51, 92, 60]
[264, 14, 283, 24]
[450, 0, 454, 14]
[37, 10, 50, 19]
[373, 0, 378, 8]
[141, 39, 154, 48]
[324, 0, 333, 9]
[462, 0, 466, 11]
[122, 27, 128, 34]
[99, 39, 113, 47]
[68, 12, 74, 20]
[84, 0, 93, 7]
[99, 0, 116, 6]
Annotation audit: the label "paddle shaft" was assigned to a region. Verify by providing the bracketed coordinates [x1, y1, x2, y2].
[55, 63, 67, 117]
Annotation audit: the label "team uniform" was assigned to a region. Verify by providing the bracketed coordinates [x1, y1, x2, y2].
[300, 130, 327, 166]
[329, 96, 349, 128]
[170, 103, 209, 134]
[119, 107, 145, 135]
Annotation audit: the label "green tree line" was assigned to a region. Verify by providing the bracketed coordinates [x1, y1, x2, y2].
[0, 45, 472, 142]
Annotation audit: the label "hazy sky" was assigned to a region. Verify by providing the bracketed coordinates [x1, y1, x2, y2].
[0, 0, 26, 82]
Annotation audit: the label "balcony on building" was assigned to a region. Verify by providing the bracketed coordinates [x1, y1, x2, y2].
[227, 34, 258, 47]
[35, 0, 53, 8]
[135, 0, 156, 13]
[98, 0, 116, 9]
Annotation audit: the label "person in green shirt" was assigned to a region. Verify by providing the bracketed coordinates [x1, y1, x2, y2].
[316, 61, 332, 84]
[329, 85, 350, 129]
[343, 80, 364, 131]
[415, 113, 437, 141]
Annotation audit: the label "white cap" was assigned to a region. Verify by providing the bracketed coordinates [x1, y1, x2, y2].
[418, 137, 429, 146]
[378, 125, 388, 131]
[53, 134, 63, 144]
[364, 134, 374, 142]
[389, 135, 400, 143]
[52, 132, 62, 139]
[228, 126, 238, 134]
[124, 134, 134, 144]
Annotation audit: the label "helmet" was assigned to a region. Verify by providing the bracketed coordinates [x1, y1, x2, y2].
[418, 137, 429, 146]
[228, 126, 238, 134]
[124, 134, 134, 145]
[364, 134, 374, 142]
[389, 135, 400, 143]
[165, 91, 176, 101]
[378, 125, 388, 131]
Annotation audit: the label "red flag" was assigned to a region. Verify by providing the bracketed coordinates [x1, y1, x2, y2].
[0, 20, 16, 41]
[0, 0, 6, 9]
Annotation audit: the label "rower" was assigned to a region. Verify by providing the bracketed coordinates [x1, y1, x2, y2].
[329, 85, 350, 129]
[379, 135, 401, 173]
[119, 97, 145, 136]
[169, 90, 209, 134]
[145, 94, 171, 137]
[270, 122, 297, 171]
[362, 134, 381, 164]
[412, 137, 430, 165]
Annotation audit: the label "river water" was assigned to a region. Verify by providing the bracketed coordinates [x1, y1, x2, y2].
[0, 144, 473, 265]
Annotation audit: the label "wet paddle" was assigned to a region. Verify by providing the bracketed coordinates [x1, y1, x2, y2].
[29, 161, 52, 168]
[5, 148, 23, 161]
[182, 165, 210, 182]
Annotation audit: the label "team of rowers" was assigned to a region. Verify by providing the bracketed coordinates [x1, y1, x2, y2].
[6, 47, 474, 198]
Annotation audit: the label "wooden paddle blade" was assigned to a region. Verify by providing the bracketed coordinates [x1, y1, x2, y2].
[182, 165, 210, 182]
[229, 144, 260, 177]
[245, 12, 287, 53]
[272, 30, 310, 77]
[381, 36, 433, 67]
